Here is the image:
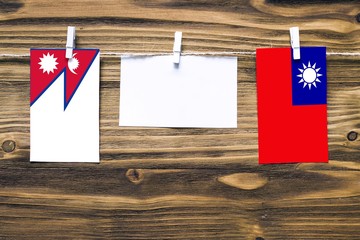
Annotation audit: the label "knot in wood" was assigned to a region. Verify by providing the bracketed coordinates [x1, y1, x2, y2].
[125, 169, 144, 184]
[356, 13, 360, 23]
[255, 237, 265, 240]
[2, 140, 16, 153]
[218, 173, 268, 190]
[347, 131, 358, 141]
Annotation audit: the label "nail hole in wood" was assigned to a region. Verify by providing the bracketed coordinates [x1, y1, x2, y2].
[2, 140, 16, 153]
[125, 169, 144, 185]
[347, 131, 358, 141]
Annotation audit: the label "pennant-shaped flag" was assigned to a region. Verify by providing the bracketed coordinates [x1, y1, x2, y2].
[30, 49, 100, 162]
[256, 47, 328, 164]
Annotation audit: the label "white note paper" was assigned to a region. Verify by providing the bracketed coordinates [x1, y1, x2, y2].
[119, 55, 237, 128]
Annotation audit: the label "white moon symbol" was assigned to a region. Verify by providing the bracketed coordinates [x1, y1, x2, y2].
[68, 53, 79, 75]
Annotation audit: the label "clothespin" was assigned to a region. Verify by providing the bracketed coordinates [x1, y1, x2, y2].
[173, 31, 182, 64]
[66, 26, 76, 59]
[290, 27, 300, 60]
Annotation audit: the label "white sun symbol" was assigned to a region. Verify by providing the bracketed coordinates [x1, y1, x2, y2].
[68, 53, 79, 75]
[38, 53, 59, 74]
[297, 61, 322, 90]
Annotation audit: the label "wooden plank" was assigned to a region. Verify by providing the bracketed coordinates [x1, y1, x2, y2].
[0, 166, 359, 239]
[0, 55, 359, 168]
[0, 1, 359, 54]
[0, 0, 359, 239]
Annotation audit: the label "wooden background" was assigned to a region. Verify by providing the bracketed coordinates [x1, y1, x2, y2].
[1, 0, 360, 239]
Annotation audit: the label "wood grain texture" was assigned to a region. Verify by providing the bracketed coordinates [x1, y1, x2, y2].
[0, 0, 359, 239]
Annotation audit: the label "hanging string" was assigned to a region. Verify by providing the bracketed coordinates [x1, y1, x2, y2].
[0, 51, 359, 58]
[105, 51, 257, 57]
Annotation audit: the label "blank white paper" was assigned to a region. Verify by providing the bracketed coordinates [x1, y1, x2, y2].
[119, 55, 237, 128]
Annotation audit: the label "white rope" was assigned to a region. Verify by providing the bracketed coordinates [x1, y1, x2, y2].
[108, 51, 257, 57]
[0, 53, 30, 57]
[0, 51, 359, 58]
[325, 52, 360, 56]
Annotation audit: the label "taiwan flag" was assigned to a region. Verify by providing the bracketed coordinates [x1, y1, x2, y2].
[30, 49, 100, 162]
[256, 47, 328, 164]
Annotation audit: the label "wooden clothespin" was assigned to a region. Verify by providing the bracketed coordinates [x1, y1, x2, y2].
[173, 31, 182, 64]
[290, 27, 300, 60]
[66, 26, 76, 59]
